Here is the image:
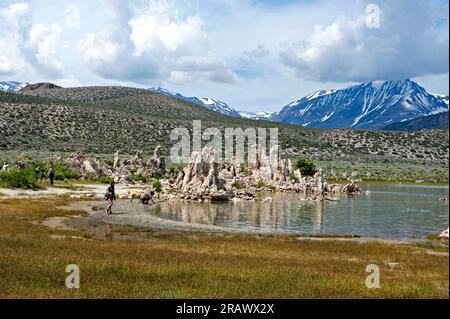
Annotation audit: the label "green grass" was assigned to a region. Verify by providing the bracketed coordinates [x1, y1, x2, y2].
[415, 241, 449, 253]
[0, 197, 447, 298]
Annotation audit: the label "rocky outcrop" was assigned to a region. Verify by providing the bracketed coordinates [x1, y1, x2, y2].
[247, 144, 281, 183]
[180, 147, 227, 195]
[19, 82, 61, 92]
[63, 144, 359, 202]
[64, 146, 167, 183]
[438, 228, 449, 239]
[66, 150, 111, 179]
[113, 151, 120, 168]
[173, 144, 359, 202]
[148, 145, 166, 174]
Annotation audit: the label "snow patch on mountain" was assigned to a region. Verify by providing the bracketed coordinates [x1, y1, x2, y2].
[238, 111, 275, 120]
[148, 87, 241, 117]
[432, 93, 449, 106]
[0, 81, 28, 92]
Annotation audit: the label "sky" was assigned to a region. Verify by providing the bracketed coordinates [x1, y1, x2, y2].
[0, 0, 448, 112]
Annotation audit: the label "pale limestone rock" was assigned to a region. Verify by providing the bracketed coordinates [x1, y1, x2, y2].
[113, 151, 119, 168]
[180, 147, 226, 194]
[439, 228, 449, 239]
[149, 145, 166, 172]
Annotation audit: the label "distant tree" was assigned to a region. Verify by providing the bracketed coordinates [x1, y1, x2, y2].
[293, 158, 316, 176]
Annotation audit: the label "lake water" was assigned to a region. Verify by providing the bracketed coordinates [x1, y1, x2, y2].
[156, 183, 449, 240]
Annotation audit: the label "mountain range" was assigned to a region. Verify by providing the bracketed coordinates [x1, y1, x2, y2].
[2, 80, 448, 131]
[148, 87, 241, 117]
[150, 80, 448, 130]
[383, 111, 449, 131]
[272, 80, 448, 130]
[1, 84, 447, 169]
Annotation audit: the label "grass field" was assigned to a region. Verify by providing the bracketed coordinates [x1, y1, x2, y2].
[0, 197, 448, 298]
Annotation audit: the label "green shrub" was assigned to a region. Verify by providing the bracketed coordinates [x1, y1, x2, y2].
[257, 179, 265, 189]
[293, 158, 316, 176]
[232, 181, 246, 189]
[153, 180, 162, 193]
[45, 163, 80, 181]
[167, 163, 186, 173]
[289, 173, 299, 184]
[133, 174, 148, 183]
[99, 176, 113, 184]
[0, 167, 40, 190]
[84, 172, 97, 181]
[151, 171, 164, 179]
[104, 159, 114, 167]
[240, 164, 252, 176]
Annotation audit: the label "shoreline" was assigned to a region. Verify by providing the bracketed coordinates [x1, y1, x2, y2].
[52, 199, 448, 249]
[1, 182, 448, 245]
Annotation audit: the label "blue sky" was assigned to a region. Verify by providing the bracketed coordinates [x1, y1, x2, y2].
[0, 0, 448, 112]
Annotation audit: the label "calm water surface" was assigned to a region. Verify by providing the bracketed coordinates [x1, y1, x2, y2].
[156, 183, 449, 240]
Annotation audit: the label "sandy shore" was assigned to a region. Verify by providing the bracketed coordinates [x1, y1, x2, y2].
[0, 183, 139, 198]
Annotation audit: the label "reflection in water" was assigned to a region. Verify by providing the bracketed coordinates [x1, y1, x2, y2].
[314, 201, 323, 233]
[156, 184, 449, 240]
[168, 198, 326, 231]
[104, 223, 114, 241]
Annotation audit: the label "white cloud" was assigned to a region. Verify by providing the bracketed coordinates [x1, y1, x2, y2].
[0, 2, 65, 79]
[129, 14, 203, 54]
[28, 23, 64, 78]
[77, 0, 236, 84]
[77, 33, 119, 65]
[280, 0, 449, 82]
[0, 0, 448, 111]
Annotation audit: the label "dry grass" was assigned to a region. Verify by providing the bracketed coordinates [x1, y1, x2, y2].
[0, 197, 448, 299]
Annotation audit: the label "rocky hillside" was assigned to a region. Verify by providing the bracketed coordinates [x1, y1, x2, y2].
[383, 112, 449, 132]
[19, 82, 62, 92]
[0, 86, 448, 166]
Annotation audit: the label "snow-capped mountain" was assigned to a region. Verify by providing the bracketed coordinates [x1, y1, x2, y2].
[272, 80, 449, 130]
[0, 81, 28, 92]
[238, 111, 275, 121]
[149, 87, 241, 117]
[433, 94, 449, 106]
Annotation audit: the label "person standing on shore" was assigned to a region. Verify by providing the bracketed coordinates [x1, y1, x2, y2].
[105, 180, 116, 215]
[48, 164, 55, 185]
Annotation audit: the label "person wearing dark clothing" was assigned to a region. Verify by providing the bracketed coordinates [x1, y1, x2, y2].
[140, 190, 156, 205]
[48, 165, 55, 185]
[105, 180, 116, 214]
